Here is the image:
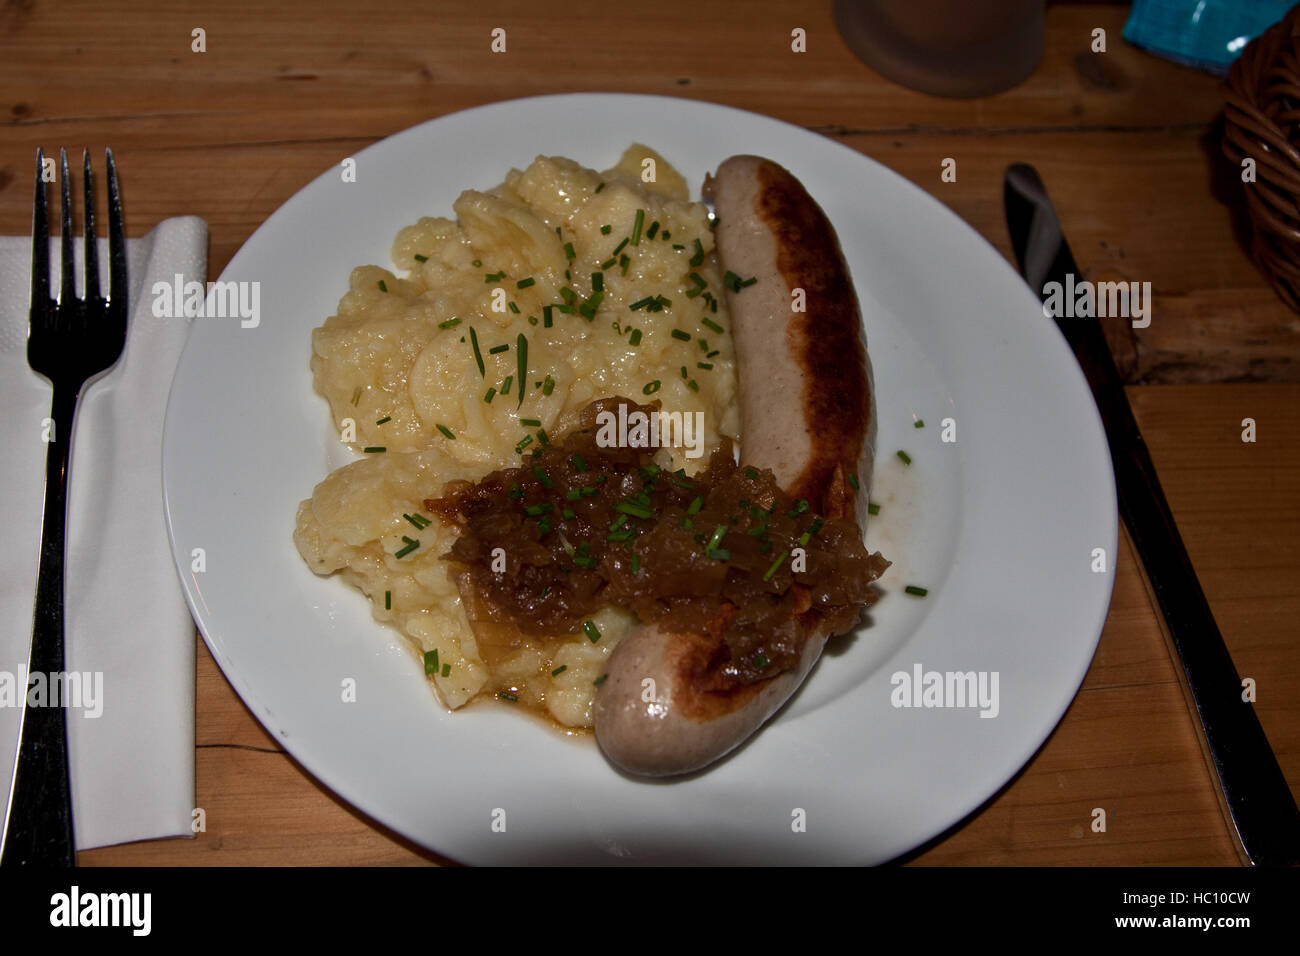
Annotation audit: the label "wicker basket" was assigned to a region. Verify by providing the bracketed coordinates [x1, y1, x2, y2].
[1223, 4, 1300, 312]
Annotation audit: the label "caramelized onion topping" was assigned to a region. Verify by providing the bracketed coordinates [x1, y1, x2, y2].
[427, 398, 888, 687]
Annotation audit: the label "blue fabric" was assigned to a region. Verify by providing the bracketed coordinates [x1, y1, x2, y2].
[1123, 0, 1296, 75]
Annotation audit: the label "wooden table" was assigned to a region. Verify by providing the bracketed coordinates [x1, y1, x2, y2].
[2, 1, 1295, 866]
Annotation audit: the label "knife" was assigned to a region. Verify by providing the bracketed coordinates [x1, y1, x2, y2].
[1004, 162, 1300, 866]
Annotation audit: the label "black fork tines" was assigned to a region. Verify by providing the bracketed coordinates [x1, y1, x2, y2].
[31, 146, 125, 314]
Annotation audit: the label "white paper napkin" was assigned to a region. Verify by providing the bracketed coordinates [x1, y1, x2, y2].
[0, 216, 206, 850]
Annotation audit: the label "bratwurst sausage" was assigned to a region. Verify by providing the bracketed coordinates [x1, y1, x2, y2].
[592, 155, 878, 776]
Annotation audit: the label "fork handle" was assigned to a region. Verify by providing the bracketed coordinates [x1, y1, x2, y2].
[2, 386, 78, 867]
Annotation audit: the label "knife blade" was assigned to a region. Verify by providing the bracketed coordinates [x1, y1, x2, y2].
[1004, 162, 1300, 866]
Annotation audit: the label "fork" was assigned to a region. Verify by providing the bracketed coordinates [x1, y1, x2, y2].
[0, 148, 127, 867]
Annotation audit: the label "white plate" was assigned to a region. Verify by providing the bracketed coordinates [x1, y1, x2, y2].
[162, 93, 1116, 865]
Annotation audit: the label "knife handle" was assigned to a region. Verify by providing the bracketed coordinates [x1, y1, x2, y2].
[1109, 398, 1300, 866]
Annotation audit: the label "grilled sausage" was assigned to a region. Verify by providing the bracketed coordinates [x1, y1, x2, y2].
[593, 155, 877, 776]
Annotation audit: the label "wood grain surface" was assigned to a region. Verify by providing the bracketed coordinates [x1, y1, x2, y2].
[1, 0, 1296, 865]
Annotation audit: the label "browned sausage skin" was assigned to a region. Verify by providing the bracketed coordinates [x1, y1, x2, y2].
[593, 156, 879, 776]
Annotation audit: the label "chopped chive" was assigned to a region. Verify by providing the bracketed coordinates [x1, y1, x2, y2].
[600, 224, 612, 235]
[592, 271, 604, 293]
[564, 241, 576, 260]
[514, 434, 532, 454]
[698, 339, 709, 352]
[395, 538, 421, 559]
[523, 503, 554, 517]
[708, 548, 731, 561]
[363, 446, 386, 453]
[516, 277, 536, 289]
[705, 525, 728, 552]
[562, 507, 576, 520]
[609, 513, 627, 531]
[661, 230, 670, 239]
[697, 362, 714, 370]
[849, 473, 860, 491]
[579, 290, 604, 319]
[671, 329, 691, 341]
[551, 664, 568, 676]
[438, 317, 461, 330]
[642, 380, 661, 395]
[436, 424, 455, 440]
[403, 513, 431, 530]
[560, 287, 577, 305]
[593, 673, 608, 686]
[375, 415, 391, 425]
[501, 375, 513, 395]
[896, 450, 912, 465]
[680, 365, 688, 379]
[744, 467, 758, 479]
[413, 253, 428, 263]
[746, 523, 768, 537]
[686, 496, 703, 515]
[488, 343, 510, 354]
[516, 334, 528, 408]
[424, 649, 439, 674]
[630, 296, 655, 311]
[600, 257, 617, 270]
[595, 182, 606, 193]
[498, 691, 519, 702]
[537, 428, 550, 447]
[532, 465, 554, 488]
[507, 483, 523, 500]
[441, 663, 450, 677]
[631, 209, 645, 245]
[755, 651, 769, 669]
[763, 550, 788, 582]
[567, 453, 586, 473]
[470, 327, 485, 377]
[582, 620, 602, 643]
[630, 555, 640, 575]
[701, 317, 724, 334]
[646, 220, 659, 239]
[615, 500, 654, 519]
[508, 301, 520, 314]
[484, 387, 497, 404]
[542, 374, 555, 396]
[377, 279, 388, 292]
[484, 271, 506, 283]
[385, 590, 391, 609]
[620, 254, 630, 275]
[629, 329, 642, 346]
[612, 237, 630, 257]
[904, 585, 929, 597]
[868, 502, 880, 516]
[689, 239, 704, 267]
[914, 419, 925, 428]
[687, 379, 699, 392]
[521, 417, 542, 427]
[707, 349, 719, 358]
